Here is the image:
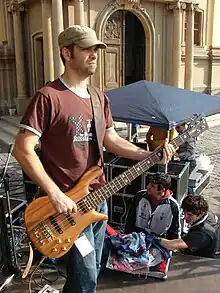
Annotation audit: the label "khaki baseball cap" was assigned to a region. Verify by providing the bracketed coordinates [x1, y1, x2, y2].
[58, 25, 107, 50]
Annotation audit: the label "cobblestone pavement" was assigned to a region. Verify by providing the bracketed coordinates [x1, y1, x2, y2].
[1, 125, 220, 292]
[196, 125, 220, 217]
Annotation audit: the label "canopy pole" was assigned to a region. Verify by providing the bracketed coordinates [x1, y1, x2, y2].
[165, 130, 170, 174]
[127, 123, 132, 141]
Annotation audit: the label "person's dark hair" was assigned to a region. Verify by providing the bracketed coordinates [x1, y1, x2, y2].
[181, 195, 209, 216]
[148, 172, 171, 191]
[60, 43, 75, 65]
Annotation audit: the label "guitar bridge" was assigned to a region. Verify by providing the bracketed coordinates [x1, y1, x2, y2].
[33, 221, 55, 245]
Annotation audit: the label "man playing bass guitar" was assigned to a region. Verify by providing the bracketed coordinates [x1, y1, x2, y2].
[13, 25, 174, 293]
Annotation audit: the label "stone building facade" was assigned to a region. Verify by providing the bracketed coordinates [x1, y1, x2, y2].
[0, 0, 220, 115]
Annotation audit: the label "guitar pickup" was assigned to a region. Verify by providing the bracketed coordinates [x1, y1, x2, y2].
[66, 214, 75, 226]
[49, 216, 63, 234]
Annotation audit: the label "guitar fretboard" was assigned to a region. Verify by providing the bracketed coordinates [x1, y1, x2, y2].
[79, 128, 193, 210]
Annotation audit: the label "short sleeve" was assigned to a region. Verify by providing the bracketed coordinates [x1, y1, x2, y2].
[182, 231, 210, 252]
[20, 92, 52, 137]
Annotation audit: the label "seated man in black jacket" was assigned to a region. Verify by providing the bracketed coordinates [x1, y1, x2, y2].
[125, 173, 181, 240]
[160, 195, 217, 258]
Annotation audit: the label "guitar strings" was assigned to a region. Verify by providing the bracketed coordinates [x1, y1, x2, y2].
[32, 129, 195, 242]
[32, 153, 160, 242]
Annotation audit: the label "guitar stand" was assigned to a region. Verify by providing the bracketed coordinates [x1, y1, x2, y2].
[0, 144, 20, 287]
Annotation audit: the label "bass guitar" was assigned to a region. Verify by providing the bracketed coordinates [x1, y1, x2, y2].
[24, 115, 208, 258]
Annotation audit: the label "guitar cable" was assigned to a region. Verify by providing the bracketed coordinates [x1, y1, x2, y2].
[28, 256, 46, 293]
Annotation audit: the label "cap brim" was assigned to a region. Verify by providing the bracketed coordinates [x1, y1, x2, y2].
[74, 38, 107, 49]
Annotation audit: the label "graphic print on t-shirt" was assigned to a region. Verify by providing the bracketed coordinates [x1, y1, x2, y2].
[69, 114, 94, 143]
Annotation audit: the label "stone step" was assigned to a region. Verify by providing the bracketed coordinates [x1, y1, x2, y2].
[0, 130, 15, 153]
[0, 120, 19, 138]
[0, 116, 21, 153]
[0, 116, 22, 128]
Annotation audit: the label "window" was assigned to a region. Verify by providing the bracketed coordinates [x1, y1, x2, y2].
[184, 10, 203, 46]
[194, 11, 202, 46]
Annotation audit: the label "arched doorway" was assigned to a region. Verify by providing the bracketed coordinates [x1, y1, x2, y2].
[103, 10, 146, 91]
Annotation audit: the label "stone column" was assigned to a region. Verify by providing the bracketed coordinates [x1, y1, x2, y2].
[67, 0, 75, 27]
[74, 0, 84, 25]
[169, 2, 185, 88]
[41, 0, 54, 82]
[0, 1, 7, 43]
[184, 3, 195, 90]
[8, 3, 27, 100]
[51, 0, 64, 78]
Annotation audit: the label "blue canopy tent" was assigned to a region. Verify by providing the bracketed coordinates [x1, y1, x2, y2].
[107, 80, 220, 130]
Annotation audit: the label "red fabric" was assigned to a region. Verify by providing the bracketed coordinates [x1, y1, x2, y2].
[106, 224, 120, 236]
[150, 189, 172, 211]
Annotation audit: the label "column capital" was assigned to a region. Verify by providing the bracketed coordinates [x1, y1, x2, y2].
[168, 2, 186, 12]
[6, 1, 24, 14]
[185, 2, 199, 13]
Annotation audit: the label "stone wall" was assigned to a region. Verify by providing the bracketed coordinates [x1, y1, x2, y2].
[0, 43, 16, 115]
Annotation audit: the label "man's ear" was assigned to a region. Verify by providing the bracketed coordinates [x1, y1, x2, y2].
[61, 47, 71, 61]
[159, 187, 166, 195]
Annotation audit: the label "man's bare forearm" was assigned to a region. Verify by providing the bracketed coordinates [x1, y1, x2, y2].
[160, 238, 188, 251]
[104, 132, 151, 161]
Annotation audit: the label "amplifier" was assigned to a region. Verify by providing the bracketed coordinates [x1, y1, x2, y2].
[103, 151, 118, 182]
[109, 157, 142, 195]
[143, 161, 189, 202]
[108, 193, 134, 228]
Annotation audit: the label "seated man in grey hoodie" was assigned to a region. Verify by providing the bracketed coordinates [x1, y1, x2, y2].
[125, 173, 181, 240]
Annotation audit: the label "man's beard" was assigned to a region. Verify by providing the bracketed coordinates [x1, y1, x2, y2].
[87, 64, 97, 75]
[76, 64, 96, 77]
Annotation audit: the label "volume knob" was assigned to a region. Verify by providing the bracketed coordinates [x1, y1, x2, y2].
[62, 247, 67, 251]
[65, 238, 71, 243]
[56, 239, 62, 244]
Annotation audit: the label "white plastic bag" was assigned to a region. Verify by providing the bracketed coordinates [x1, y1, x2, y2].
[196, 154, 211, 170]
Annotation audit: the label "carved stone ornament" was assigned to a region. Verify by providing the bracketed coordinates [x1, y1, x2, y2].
[6, 0, 24, 14]
[105, 14, 121, 39]
[185, 2, 199, 12]
[120, 0, 140, 9]
[168, 2, 187, 11]
[107, 0, 120, 10]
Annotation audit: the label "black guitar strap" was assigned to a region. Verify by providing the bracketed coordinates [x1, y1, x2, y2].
[87, 85, 104, 165]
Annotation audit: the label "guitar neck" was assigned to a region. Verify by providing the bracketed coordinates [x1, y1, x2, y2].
[82, 129, 192, 210]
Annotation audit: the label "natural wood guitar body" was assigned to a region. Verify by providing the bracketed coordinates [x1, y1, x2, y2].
[24, 115, 208, 259]
[24, 166, 107, 258]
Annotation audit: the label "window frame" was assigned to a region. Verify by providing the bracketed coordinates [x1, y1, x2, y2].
[182, 8, 204, 47]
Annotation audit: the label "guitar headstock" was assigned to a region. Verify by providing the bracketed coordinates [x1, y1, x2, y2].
[187, 114, 208, 138]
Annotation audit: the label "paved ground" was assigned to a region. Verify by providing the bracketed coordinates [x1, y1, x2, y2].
[195, 125, 220, 216]
[1, 122, 220, 292]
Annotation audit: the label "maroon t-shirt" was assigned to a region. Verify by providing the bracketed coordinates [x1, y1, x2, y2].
[20, 78, 114, 192]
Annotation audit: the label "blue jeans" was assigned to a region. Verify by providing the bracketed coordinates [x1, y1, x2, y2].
[63, 201, 108, 293]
